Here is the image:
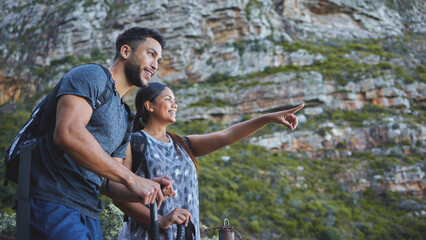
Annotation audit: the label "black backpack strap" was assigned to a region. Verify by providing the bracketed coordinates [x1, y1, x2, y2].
[16, 139, 37, 240]
[124, 131, 148, 223]
[90, 64, 133, 152]
[131, 132, 175, 240]
[122, 102, 135, 148]
[92, 64, 134, 150]
[131, 131, 149, 175]
[93, 64, 116, 110]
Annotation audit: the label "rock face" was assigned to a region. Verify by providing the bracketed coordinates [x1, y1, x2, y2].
[0, 0, 425, 197]
[1, 0, 424, 94]
[336, 163, 425, 198]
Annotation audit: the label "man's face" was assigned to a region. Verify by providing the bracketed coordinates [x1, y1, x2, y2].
[124, 37, 163, 88]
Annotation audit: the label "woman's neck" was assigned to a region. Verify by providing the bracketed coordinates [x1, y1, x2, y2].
[143, 122, 169, 142]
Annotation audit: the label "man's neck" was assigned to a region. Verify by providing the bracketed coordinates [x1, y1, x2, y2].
[109, 62, 132, 98]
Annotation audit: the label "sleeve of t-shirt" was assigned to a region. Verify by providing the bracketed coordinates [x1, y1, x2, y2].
[183, 136, 191, 148]
[112, 104, 133, 159]
[111, 134, 130, 159]
[57, 64, 107, 110]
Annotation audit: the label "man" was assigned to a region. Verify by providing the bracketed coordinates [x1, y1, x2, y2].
[29, 27, 171, 239]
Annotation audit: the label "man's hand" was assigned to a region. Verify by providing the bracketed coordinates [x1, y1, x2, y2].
[153, 175, 176, 199]
[159, 208, 193, 229]
[126, 175, 164, 207]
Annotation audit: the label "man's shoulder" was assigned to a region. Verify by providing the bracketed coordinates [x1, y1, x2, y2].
[55, 63, 113, 109]
[66, 64, 109, 80]
[61, 64, 111, 90]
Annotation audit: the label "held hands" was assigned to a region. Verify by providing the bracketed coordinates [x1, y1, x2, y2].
[126, 175, 164, 207]
[270, 103, 305, 131]
[125, 174, 176, 207]
[153, 175, 176, 199]
[159, 208, 193, 229]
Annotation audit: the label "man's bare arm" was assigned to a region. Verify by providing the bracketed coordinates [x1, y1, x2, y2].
[54, 94, 163, 204]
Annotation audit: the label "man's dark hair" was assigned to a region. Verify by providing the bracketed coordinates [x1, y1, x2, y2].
[114, 27, 166, 60]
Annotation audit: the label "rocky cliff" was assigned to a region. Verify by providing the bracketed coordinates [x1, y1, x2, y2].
[1, 0, 424, 96]
[0, 0, 425, 232]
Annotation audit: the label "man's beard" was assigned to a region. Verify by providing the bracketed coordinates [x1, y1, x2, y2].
[124, 58, 146, 88]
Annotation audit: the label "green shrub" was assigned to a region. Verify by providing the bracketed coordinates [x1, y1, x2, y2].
[320, 227, 341, 240]
[100, 203, 124, 240]
[0, 211, 16, 237]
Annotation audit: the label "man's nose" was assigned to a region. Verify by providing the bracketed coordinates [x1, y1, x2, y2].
[150, 60, 158, 71]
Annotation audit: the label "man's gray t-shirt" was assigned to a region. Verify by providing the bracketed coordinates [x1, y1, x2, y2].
[30, 64, 130, 219]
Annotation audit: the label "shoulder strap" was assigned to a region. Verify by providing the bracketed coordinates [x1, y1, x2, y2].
[131, 131, 149, 177]
[122, 102, 135, 146]
[93, 64, 116, 110]
[91, 65, 134, 155]
[15, 139, 37, 240]
[124, 131, 148, 223]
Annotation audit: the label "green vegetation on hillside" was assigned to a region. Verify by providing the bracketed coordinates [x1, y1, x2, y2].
[197, 142, 425, 239]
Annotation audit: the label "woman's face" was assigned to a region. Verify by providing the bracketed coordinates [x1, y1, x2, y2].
[148, 87, 178, 124]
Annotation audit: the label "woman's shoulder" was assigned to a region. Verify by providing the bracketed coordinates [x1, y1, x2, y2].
[131, 130, 145, 137]
[130, 131, 148, 151]
[131, 131, 146, 140]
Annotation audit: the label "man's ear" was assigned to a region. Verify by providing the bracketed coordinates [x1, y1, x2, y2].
[120, 45, 132, 60]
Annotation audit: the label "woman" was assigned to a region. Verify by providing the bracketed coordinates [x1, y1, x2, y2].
[116, 82, 304, 240]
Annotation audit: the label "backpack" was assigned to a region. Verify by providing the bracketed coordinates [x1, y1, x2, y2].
[3, 64, 117, 186]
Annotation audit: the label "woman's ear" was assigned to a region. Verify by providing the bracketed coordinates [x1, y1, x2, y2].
[144, 101, 153, 112]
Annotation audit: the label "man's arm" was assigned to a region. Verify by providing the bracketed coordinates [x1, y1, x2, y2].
[54, 94, 163, 204]
[100, 145, 175, 202]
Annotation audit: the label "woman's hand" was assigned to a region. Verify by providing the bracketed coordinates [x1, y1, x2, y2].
[152, 175, 176, 200]
[159, 208, 193, 229]
[269, 103, 304, 131]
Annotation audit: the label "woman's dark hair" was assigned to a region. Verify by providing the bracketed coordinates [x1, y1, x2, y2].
[133, 82, 198, 170]
[168, 132, 198, 171]
[114, 27, 166, 60]
[133, 82, 167, 132]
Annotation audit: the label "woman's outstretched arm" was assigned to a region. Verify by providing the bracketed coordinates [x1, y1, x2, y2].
[187, 103, 304, 157]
